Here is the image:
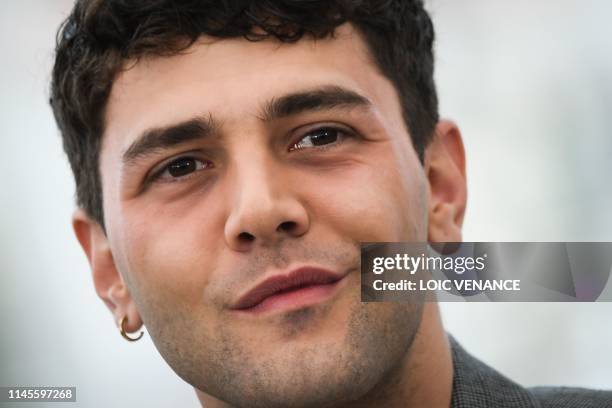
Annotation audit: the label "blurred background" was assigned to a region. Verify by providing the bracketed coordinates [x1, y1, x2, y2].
[1, 0, 610, 407]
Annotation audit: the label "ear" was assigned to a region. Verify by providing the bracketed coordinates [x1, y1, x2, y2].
[73, 209, 143, 334]
[425, 120, 468, 242]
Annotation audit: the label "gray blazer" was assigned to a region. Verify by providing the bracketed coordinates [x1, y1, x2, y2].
[449, 336, 612, 407]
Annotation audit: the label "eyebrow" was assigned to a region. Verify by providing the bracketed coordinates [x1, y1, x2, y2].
[121, 85, 372, 166]
[260, 85, 372, 121]
[122, 115, 218, 166]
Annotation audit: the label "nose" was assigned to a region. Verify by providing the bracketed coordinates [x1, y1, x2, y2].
[224, 153, 310, 251]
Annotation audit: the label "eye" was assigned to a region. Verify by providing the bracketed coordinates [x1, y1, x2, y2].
[289, 127, 350, 151]
[152, 156, 213, 182]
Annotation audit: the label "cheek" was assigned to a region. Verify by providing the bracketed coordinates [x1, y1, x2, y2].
[305, 156, 426, 243]
[113, 198, 225, 314]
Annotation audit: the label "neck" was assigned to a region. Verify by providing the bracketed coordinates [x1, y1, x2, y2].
[349, 302, 453, 408]
[196, 302, 453, 408]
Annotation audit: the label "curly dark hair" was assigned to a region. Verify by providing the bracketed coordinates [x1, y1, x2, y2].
[50, 0, 439, 227]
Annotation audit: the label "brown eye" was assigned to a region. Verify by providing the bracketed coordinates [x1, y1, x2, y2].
[168, 157, 198, 177]
[291, 127, 345, 151]
[307, 128, 339, 146]
[155, 157, 212, 181]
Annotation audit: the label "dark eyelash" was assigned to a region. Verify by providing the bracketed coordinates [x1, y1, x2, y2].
[146, 156, 207, 185]
[290, 125, 356, 152]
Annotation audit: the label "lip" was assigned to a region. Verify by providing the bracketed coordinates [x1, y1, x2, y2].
[231, 266, 346, 314]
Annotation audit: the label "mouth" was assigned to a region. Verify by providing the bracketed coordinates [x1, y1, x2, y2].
[231, 266, 347, 315]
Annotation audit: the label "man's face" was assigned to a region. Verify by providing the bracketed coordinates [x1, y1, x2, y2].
[100, 24, 428, 406]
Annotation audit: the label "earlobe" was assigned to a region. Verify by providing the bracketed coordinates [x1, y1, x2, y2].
[425, 120, 468, 243]
[72, 209, 143, 333]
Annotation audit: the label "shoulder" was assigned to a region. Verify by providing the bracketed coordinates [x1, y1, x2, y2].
[530, 386, 612, 408]
[448, 335, 612, 408]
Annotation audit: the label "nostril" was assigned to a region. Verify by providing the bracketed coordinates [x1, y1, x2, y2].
[277, 221, 297, 233]
[238, 232, 255, 242]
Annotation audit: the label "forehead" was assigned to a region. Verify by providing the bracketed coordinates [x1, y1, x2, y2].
[102, 23, 401, 160]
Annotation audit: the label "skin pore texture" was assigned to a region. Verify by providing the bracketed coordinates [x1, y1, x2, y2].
[74, 23, 467, 407]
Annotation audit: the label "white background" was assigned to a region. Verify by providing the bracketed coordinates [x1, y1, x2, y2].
[1, 1, 611, 407]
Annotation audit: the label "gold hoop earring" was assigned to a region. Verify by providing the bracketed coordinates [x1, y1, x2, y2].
[119, 315, 144, 342]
